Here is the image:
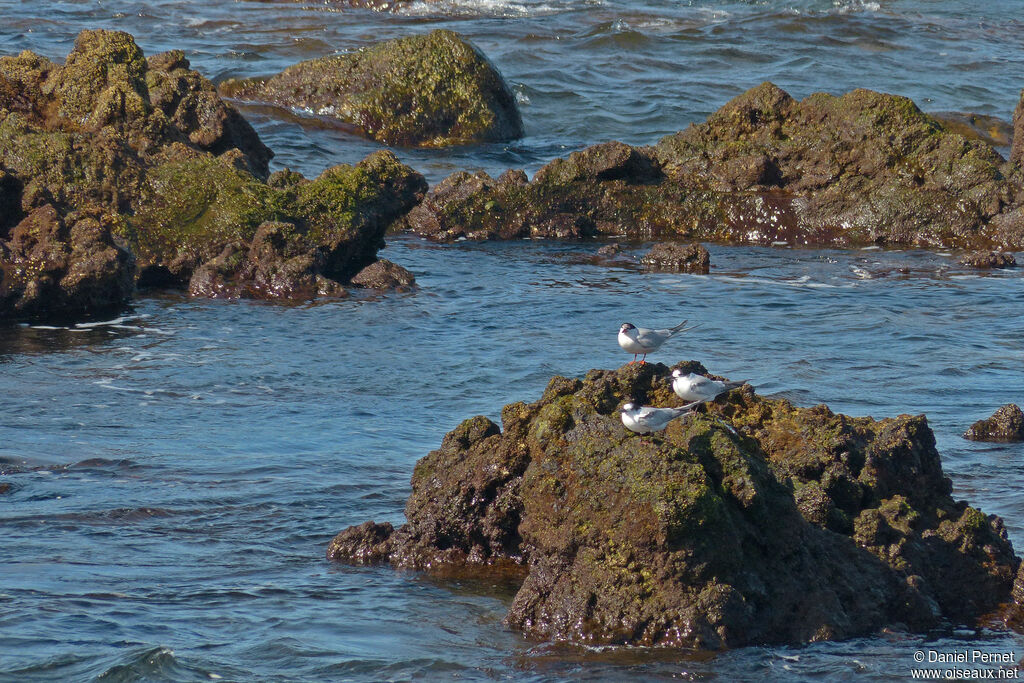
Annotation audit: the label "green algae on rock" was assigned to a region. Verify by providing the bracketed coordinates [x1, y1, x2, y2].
[1, 30, 426, 316]
[328, 362, 1020, 648]
[405, 83, 1024, 251]
[220, 30, 523, 148]
[128, 151, 426, 295]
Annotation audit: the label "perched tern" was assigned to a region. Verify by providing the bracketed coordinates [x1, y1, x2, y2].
[620, 400, 703, 434]
[670, 370, 747, 402]
[618, 320, 697, 363]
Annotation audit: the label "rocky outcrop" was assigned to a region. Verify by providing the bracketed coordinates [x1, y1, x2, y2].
[641, 242, 710, 273]
[404, 83, 1024, 251]
[1012, 89, 1024, 169]
[328, 362, 1018, 648]
[128, 151, 426, 294]
[0, 204, 134, 319]
[220, 30, 523, 148]
[0, 30, 425, 317]
[959, 251, 1017, 269]
[964, 405, 1024, 443]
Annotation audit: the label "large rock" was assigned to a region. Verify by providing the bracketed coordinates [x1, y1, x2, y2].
[327, 362, 1018, 648]
[964, 404, 1024, 443]
[0, 31, 426, 313]
[129, 151, 426, 295]
[220, 30, 523, 148]
[404, 83, 1024, 250]
[0, 204, 135, 319]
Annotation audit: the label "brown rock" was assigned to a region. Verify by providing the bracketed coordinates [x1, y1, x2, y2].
[959, 250, 1017, 268]
[350, 259, 415, 290]
[641, 242, 710, 273]
[964, 404, 1024, 442]
[328, 362, 1018, 648]
[0, 204, 135, 320]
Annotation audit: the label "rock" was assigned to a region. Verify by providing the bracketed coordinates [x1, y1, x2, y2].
[931, 111, 1014, 149]
[0, 204, 135, 320]
[350, 258, 415, 290]
[959, 250, 1017, 268]
[1013, 89, 1024, 168]
[596, 243, 622, 257]
[328, 362, 1017, 648]
[964, 404, 1024, 442]
[0, 31, 428, 314]
[641, 242, 710, 273]
[404, 83, 1024, 250]
[139, 152, 426, 298]
[220, 30, 523, 148]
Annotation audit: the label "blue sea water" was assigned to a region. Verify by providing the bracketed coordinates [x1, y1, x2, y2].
[2, 1, 1024, 680]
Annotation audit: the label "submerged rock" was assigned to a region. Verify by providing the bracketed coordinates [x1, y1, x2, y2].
[404, 83, 1024, 251]
[964, 404, 1024, 443]
[0, 204, 135, 319]
[220, 30, 523, 148]
[328, 362, 1018, 648]
[959, 250, 1017, 269]
[641, 242, 710, 273]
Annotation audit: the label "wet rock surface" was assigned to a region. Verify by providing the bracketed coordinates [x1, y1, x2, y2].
[349, 258, 415, 290]
[220, 30, 523, 148]
[1, 30, 425, 319]
[404, 83, 1024, 250]
[328, 362, 1019, 648]
[959, 250, 1017, 269]
[964, 404, 1024, 443]
[641, 242, 710, 273]
[0, 204, 135, 319]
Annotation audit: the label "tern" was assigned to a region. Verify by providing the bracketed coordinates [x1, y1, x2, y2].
[620, 400, 703, 434]
[618, 320, 697, 364]
[670, 370, 747, 402]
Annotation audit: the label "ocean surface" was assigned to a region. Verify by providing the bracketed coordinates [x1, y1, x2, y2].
[2, 1, 1024, 681]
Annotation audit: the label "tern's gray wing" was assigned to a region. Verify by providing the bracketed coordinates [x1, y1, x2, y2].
[690, 376, 714, 389]
[635, 328, 672, 348]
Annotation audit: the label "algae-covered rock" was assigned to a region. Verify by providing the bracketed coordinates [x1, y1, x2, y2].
[641, 242, 710, 273]
[220, 30, 523, 148]
[405, 83, 1024, 250]
[0, 31, 427, 311]
[129, 151, 426, 295]
[0, 204, 135, 320]
[964, 404, 1024, 443]
[328, 362, 1018, 648]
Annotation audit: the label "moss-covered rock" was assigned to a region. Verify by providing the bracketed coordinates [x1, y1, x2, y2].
[405, 83, 1024, 250]
[220, 30, 523, 148]
[328, 362, 1019, 648]
[127, 151, 426, 295]
[0, 203, 135, 320]
[0, 31, 427, 311]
